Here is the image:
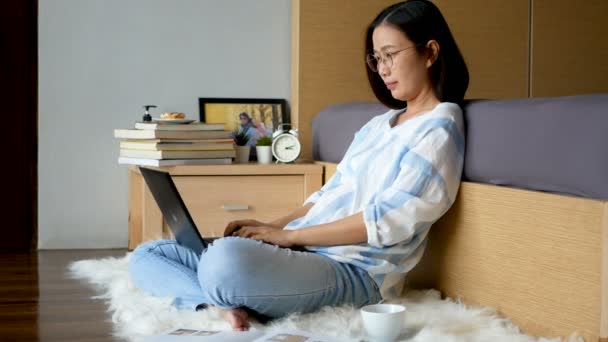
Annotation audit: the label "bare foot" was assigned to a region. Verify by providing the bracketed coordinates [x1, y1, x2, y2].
[212, 306, 257, 331]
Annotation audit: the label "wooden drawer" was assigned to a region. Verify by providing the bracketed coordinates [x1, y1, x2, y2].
[173, 175, 304, 237]
[128, 163, 323, 249]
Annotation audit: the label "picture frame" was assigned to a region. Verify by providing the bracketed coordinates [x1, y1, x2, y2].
[198, 98, 289, 143]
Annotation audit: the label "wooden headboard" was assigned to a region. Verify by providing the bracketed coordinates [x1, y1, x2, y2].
[290, 0, 608, 160]
[290, 0, 529, 160]
[290, 0, 393, 160]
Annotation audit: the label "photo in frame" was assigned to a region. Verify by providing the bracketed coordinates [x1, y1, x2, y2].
[198, 98, 289, 147]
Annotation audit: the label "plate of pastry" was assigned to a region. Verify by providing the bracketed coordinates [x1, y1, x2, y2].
[152, 112, 195, 124]
[152, 118, 196, 124]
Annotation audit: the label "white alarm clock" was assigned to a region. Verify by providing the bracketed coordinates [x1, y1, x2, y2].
[271, 124, 301, 163]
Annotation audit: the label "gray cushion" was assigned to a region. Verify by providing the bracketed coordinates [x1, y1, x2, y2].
[312, 102, 388, 163]
[463, 94, 608, 199]
[311, 94, 608, 200]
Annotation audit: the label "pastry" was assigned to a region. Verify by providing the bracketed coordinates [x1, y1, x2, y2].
[161, 112, 186, 119]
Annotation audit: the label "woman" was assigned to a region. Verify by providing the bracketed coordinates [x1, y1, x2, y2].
[129, 0, 468, 331]
[237, 112, 261, 146]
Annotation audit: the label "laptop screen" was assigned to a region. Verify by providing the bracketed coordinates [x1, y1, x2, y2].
[138, 167, 207, 254]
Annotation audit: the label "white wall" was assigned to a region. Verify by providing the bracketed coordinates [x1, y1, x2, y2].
[39, 0, 291, 249]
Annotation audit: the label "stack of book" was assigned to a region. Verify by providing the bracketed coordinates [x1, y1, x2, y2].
[114, 121, 235, 166]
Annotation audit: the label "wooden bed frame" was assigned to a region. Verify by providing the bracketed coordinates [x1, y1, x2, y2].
[316, 162, 608, 341]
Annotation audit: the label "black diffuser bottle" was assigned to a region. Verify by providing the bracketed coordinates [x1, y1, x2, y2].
[142, 105, 157, 122]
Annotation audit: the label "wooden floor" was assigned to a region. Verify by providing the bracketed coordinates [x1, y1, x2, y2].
[0, 249, 127, 342]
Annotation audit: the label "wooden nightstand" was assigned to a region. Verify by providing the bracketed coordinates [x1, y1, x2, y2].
[127, 163, 323, 250]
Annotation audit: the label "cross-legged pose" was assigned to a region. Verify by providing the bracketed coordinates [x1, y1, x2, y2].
[129, 0, 469, 331]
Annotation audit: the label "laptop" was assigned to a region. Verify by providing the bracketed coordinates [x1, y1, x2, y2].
[139, 167, 217, 254]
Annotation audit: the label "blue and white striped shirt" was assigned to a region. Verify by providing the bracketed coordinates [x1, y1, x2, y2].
[284, 102, 465, 298]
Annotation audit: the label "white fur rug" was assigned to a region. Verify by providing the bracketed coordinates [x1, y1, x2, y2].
[69, 253, 582, 342]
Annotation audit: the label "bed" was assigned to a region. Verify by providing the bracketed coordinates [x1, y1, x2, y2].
[310, 95, 608, 342]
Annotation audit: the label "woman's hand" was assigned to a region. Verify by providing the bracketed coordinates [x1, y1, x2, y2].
[232, 225, 296, 248]
[223, 219, 281, 237]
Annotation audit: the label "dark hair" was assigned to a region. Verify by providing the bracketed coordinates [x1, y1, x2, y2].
[239, 112, 252, 122]
[365, 0, 469, 109]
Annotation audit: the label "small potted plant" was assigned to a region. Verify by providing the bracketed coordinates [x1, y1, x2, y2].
[255, 136, 273, 164]
[233, 130, 251, 163]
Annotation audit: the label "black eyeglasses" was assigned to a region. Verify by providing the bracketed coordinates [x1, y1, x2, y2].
[366, 45, 420, 73]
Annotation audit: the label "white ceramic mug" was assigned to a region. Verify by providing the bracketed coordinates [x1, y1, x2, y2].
[360, 303, 406, 341]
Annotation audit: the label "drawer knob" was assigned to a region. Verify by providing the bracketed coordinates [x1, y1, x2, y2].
[222, 204, 250, 211]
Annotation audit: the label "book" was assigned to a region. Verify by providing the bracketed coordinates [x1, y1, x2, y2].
[120, 149, 236, 160]
[120, 141, 235, 151]
[114, 129, 232, 140]
[124, 138, 234, 144]
[134, 122, 225, 131]
[118, 157, 232, 166]
[142, 328, 339, 342]
[142, 328, 263, 342]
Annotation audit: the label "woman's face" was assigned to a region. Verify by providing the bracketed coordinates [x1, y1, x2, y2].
[371, 24, 431, 102]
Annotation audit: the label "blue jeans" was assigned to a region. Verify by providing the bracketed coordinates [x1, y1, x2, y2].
[128, 237, 382, 318]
